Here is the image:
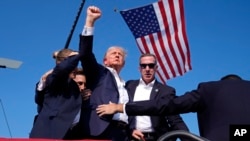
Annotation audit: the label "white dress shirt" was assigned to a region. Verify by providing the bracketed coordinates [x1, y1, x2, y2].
[106, 67, 129, 123]
[133, 79, 155, 132]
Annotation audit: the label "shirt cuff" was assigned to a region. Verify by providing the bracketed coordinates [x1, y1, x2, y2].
[37, 77, 45, 91]
[123, 103, 127, 114]
[82, 26, 94, 36]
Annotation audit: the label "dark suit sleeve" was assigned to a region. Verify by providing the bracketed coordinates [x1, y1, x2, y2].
[166, 115, 189, 131]
[45, 34, 84, 86]
[79, 35, 105, 90]
[35, 82, 44, 106]
[34, 82, 45, 113]
[46, 55, 80, 89]
[157, 85, 189, 137]
[125, 87, 202, 116]
[33, 85, 43, 124]
[79, 35, 93, 57]
[162, 87, 189, 131]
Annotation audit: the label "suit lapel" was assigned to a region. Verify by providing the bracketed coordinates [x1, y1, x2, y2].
[150, 80, 160, 100]
[150, 80, 162, 129]
[129, 80, 139, 101]
[107, 68, 119, 90]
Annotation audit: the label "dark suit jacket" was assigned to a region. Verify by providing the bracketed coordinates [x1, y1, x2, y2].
[126, 80, 189, 138]
[32, 83, 46, 124]
[34, 82, 44, 112]
[79, 35, 120, 136]
[30, 55, 82, 139]
[125, 79, 250, 141]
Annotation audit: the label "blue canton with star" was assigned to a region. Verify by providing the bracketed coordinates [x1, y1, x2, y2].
[120, 4, 161, 38]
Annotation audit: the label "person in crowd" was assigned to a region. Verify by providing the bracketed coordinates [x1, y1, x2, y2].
[97, 74, 250, 141]
[79, 5, 129, 141]
[30, 47, 83, 139]
[126, 53, 189, 141]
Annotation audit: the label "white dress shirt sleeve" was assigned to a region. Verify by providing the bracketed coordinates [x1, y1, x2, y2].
[81, 26, 94, 36]
[37, 77, 45, 91]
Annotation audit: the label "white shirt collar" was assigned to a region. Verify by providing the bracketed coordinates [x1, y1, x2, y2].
[139, 78, 155, 87]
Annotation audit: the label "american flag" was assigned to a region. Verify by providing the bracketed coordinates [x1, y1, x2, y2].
[120, 0, 191, 84]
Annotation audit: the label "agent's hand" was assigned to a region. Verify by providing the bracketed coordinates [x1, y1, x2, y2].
[132, 130, 145, 141]
[81, 89, 91, 101]
[96, 102, 124, 116]
[85, 6, 102, 27]
[42, 69, 53, 82]
[68, 51, 79, 57]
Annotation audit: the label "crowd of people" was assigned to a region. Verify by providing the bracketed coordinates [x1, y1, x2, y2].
[29, 5, 250, 141]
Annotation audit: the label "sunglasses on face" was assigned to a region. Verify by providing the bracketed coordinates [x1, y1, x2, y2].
[140, 63, 156, 69]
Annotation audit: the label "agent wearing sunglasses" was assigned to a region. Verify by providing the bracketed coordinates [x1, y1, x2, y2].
[123, 53, 189, 141]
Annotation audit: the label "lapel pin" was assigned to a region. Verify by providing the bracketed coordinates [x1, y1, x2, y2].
[155, 89, 159, 92]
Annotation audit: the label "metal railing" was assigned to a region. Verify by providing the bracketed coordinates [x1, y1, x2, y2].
[157, 130, 211, 141]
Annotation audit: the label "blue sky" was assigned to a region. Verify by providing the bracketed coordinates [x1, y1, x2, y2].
[1, 0, 250, 138]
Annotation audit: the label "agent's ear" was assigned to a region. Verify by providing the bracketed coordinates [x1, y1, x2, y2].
[53, 51, 59, 59]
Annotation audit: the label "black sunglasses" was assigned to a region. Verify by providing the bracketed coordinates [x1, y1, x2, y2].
[140, 63, 156, 69]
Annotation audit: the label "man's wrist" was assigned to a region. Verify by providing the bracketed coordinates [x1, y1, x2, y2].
[85, 17, 95, 27]
[118, 104, 125, 113]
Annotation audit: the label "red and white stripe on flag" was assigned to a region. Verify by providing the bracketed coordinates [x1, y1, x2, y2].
[120, 0, 191, 84]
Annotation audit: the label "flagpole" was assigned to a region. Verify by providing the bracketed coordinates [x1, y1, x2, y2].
[64, 0, 86, 49]
[0, 98, 12, 138]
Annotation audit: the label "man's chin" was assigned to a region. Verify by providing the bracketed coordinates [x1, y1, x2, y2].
[108, 64, 123, 68]
[111, 63, 122, 66]
[145, 76, 153, 80]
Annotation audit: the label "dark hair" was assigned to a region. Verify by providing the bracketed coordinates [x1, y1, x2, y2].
[74, 68, 85, 76]
[220, 74, 242, 80]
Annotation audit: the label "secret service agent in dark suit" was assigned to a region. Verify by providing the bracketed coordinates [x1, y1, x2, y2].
[32, 69, 53, 124]
[126, 53, 189, 141]
[97, 74, 250, 141]
[30, 49, 82, 139]
[79, 6, 129, 141]
[127, 80, 190, 141]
